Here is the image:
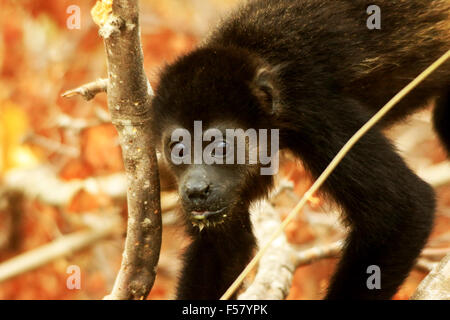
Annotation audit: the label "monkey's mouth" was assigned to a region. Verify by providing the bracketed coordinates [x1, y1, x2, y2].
[189, 207, 228, 230]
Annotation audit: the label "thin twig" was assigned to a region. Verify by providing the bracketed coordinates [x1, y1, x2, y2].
[421, 247, 450, 260]
[53, 113, 108, 132]
[293, 241, 343, 267]
[23, 133, 80, 157]
[62, 78, 108, 101]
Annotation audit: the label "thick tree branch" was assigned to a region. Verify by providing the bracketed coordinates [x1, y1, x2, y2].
[242, 200, 446, 299]
[239, 201, 297, 300]
[96, 0, 161, 300]
[239, 200, 343, 300]
[99, 0, 161, 300]
[61, 0, 162, 300]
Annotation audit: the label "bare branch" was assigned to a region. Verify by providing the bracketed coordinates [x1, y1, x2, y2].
[411, 253, 450, 300]
[421, 247, 450, 261]
[4, 166, 177, 213]
[62, 78, 108, 101]
[239, 201, 297, 300]
[23, 133, 80, 157]
[5, 166, 126, 205]
[415, 258, 438, 273]
[53, 113, 109, 132]
[91, 0, 162, 300]
[293, 241, 343, 267]
[239, 200, 342, 300]
[61, 0, 161, 300]
[240, 200, 444, 299]
[0, 217, 119, 283]
[418, 162, 450, 188]
[269, 179, 294, 200]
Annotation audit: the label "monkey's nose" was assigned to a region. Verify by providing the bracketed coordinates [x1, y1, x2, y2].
[185, 181, 210, 201]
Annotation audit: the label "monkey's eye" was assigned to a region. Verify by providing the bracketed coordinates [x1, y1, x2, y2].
[211, 140, 229, 158]
[169, 142, 189, 160]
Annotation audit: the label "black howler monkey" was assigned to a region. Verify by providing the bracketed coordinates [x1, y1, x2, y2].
[149, 0, 450, 299]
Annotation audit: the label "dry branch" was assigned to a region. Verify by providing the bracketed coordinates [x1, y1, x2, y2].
[418, 162, 450, 188]
[421, 247, 450, 260]
[4, 165, 177, 212]
[415, 258, 438, 273]
[242, 200, 446, 299]
[62, 78, 108, 101]
[5, 166, 127, 205]
[239, 200, 343, 300]
[62, 0, 162, 300]
[23, 133, 80, 157]
[97, 0, 161, 300]
[411, 253, 450, 300]
[53, 112, 109, 132]
[239, 201, 297, 300]
[0, 218, 118, 283]
[293, 241, 343, 267]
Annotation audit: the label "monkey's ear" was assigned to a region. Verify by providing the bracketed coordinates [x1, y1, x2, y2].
[251, 67, 281, 116]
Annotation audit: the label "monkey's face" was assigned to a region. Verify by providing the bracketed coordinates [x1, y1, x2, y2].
[150, 46, 281, 230]
[160, 122, 275, 231]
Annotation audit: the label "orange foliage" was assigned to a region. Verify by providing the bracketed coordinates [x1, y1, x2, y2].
[23, 0, 92, 28]
[0, 0, 448, 301]
[142, 28, 197, 84]
[60, 159, 94, 180]
[81, 124, 124, 174]
[67, 189, 111, 213]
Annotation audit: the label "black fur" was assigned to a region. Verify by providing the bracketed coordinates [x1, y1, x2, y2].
[175, 211, 255, 300]
[150, 0, 450, 300]
[434, 90, 450, 154]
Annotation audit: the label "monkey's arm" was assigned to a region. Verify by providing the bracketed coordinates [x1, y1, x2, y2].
[176, 222, 255, 300]
[285, 97, 435, 299]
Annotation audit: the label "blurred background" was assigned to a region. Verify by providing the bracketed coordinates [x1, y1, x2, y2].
[0, 0, 449, 300]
